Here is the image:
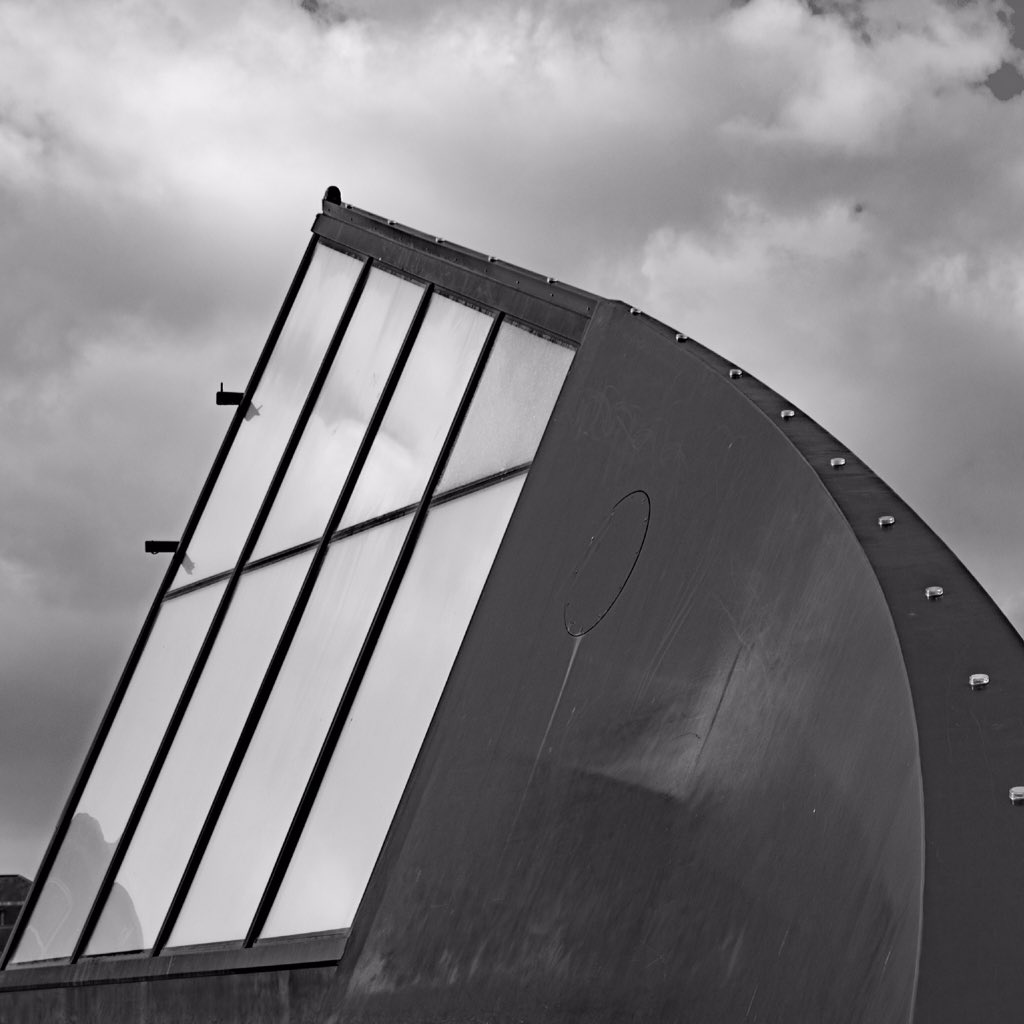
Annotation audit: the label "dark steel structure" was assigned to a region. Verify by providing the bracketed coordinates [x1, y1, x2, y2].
[3, 191, 1024, 1023]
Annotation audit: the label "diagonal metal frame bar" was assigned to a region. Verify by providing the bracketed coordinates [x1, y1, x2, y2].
[243, 311, 506, 946]
[162, 460, 534, 602]
[148, 282, 436, 955]
[67, 254, 374, 964]
[0, 234, 322, 971]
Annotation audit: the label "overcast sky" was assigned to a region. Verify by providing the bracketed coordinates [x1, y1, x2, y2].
[1, 0, 1022, 877]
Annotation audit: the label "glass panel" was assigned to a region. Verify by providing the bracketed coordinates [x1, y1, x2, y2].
[438, 324, 573, 492]
[252, 269, 423, 559]
[174, 245, 363, 585]
[167, 514, 412, 947]
[262, 474, 525, 938]
[86, 552, 314, 954]
[9, 583, 226, 963]
[339, 296, 491, 529]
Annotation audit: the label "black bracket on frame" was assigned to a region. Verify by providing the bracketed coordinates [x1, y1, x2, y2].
[217, 383, 259, 420]
[144, 540, 194, 574]
[144, 540, 179, 555]
[216, 383, 245, 406]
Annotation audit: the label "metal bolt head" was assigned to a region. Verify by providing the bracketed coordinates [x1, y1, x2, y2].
[780, 409, 795, 420]
[877, 515, 895, 528]
[435, 236, 444, 243]
[925, 586, 944, 600]
[969, 673, 990, 690]
[1010, 786, 1024, 804]
[830, 457, 846, 468]
[729, 368, 743, 379]
[629, 307, 641, 316]
[487, 256, 496, 263]
[386, 219, 395, 225]
[675, 333, 688, 343]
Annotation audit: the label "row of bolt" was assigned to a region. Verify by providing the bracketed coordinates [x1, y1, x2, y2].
[727, 363, 1019, 804]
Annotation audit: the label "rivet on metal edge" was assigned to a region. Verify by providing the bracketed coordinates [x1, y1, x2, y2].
[925, 586, 944, 600]
[629, 307, 641, 316]
[1010, 786, 1024, 804]
[546, 277, 556, 284]
[435, 237, 444, 243]
[780, 409, 795, 420]
[386, 219, 395, 225]
[729, 368, 743, 379]
[345, 203, 352, 209]
[488, 256, 496, 263]
[830, 457, 846, 468]
[675, 333, 688, 343]
[969, 673, 990, 690]
[878, 515, 895, 528]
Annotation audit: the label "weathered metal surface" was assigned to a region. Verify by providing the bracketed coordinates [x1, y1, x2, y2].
[0, 965, 333, 1024]
[318, 301, 924, 1024]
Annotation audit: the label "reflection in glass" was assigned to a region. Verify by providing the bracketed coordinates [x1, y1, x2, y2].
[439, 323, 574, 492]
[339, 296, 491, 529]
[253, 270, 423, 558]
[168, 516, 411, 947]
[174, 245, 363, 585]
[86, 553, 314, 954]
[9, 583, 226, 963]
[262, 475, 525, 938]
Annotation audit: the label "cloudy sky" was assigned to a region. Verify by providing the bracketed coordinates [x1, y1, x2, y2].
[1, 0, 1022, 877]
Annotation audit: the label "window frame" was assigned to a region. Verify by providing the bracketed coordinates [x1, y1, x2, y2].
[0, 203, 590, 991]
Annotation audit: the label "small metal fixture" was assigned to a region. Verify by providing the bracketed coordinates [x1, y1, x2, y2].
[322, 185, 341, 206]
[1010, 786, 1024, 804]
[386, 219, 395, 226]
[145, 540, 179, 555]
[780, 409, 795, 420]
[830, 457, 846, 468]
[728, 368, 743, 379]
[675, 333, 688, 343]
[877, 515, 896, 528]
[435, 236, 444, 243]
[629, 307, 641, 316]
[487, 256, 496, 263]
[216, 383, 244, 407]
[969, 673, 990, 690]
[924, 586, 944, 600]
[546, 277, 556, 284]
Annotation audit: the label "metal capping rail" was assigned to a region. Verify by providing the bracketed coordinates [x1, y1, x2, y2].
[316, 202, 599, 324]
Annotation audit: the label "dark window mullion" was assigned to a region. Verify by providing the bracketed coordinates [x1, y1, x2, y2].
[0, 234, 320, 971]
[67, 254, 373, 964]
[149, 283, 436, 956]
[243, 310, 505, 947]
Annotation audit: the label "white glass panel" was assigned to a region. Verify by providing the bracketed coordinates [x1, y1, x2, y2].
[9, 583, 226, 963]
[86, 552, 314, 953]
[438, 324, 574, 491]
[339, 296, 491, 529]
[252, 269, 423, 559]
[262, 475, 524, 938]
[174, 246, 362, 585]
[168, 515, 411, 947]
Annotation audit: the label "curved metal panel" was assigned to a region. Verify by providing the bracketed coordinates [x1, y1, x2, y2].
[321, 301, 924, 1024]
